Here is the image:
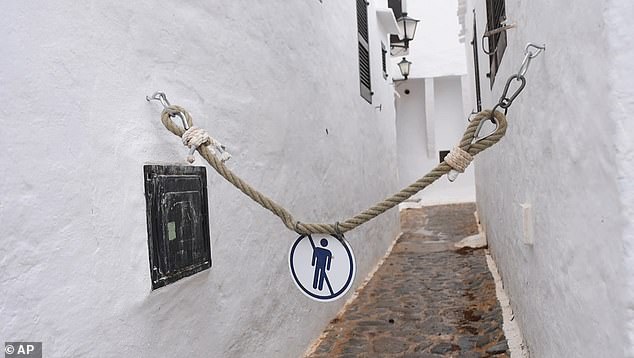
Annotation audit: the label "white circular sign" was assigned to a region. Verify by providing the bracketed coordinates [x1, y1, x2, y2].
[288, 234, 356, 302]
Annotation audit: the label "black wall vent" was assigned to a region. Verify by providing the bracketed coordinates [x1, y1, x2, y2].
[439, 150, 450, 164]
[144, 165, 212, 290]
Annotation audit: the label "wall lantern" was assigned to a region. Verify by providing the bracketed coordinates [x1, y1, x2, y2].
[398, 57, 412, 80]
[391, 13, 420, 51]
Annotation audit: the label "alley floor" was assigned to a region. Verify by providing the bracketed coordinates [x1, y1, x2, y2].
[306, 204, 509, 358]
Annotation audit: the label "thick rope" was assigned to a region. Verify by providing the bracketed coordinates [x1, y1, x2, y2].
[160, 105, 507, 235]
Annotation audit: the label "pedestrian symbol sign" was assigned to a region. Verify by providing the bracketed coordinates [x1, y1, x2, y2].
[288, 234, 356, 302]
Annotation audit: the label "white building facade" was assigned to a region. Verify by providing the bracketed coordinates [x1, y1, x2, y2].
[0, 1, 404, 357]
[391, 0, 476, 206]
[462, 0, 634, 356]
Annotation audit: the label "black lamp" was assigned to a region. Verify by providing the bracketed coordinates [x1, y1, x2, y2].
[397, 13, 420, 44]
[391, 12, 420, 51]
[398, 57, 412, 80]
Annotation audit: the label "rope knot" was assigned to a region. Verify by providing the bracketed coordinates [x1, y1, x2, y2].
[182, 126, 232, 164]
[445, 146, 473, 182]
[446, 146, 473, 173]
[182, 126, 210, 148]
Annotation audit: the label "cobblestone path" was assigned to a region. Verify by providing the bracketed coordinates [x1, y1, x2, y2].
[307, 204, 509, 358]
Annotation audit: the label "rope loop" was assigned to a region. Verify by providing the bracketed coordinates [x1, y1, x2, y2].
[160, 105, 193, 136]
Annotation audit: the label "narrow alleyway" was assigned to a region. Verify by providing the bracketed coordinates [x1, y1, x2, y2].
[307, 204, 509, 358]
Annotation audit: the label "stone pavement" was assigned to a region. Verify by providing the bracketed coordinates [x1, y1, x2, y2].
[306, 204, 509, 358]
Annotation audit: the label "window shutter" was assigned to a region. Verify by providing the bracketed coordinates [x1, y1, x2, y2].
[485, 0, 507, 87]
[381, 42, 388, 79]
[357, 0, 372, 103]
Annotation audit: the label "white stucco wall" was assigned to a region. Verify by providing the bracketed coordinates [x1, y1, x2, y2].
[465, 0, 631, 356]
[395, 79, 427, 187]
[431, 76, 475, 203]
[608, 1, 634, 355]
[395, 76, 475, 205]
[0, 1, 400, 357]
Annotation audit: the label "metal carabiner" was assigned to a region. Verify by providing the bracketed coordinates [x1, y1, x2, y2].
[517, 53, 531, 77]
[146, 91, 190, 130]
[498, 74, 526, 109]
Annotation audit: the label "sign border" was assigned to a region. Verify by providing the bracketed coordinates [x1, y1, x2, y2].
[288, 234, 356, 302]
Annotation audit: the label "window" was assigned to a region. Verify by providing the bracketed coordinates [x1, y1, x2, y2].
[144, 165, 212, 290]
[387, 0, 404, 56]
[357, 0, 372, 103]
[439, 150, 450, 164]
[387, 0, 402, 18]
[485, 0, 507, 86]
[381, 42, 388, 79]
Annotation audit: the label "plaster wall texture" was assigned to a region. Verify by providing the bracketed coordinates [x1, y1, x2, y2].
[395, 79, 427, 188]
[608, 1, 634, 355]
[395, 76, 475, 206]
[391, 0, 467, 79]
[464, 0, 631, 356]
[0, 1, 401, 357]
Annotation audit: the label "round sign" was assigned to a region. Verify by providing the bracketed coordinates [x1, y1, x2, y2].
[288, 234, 356, 302]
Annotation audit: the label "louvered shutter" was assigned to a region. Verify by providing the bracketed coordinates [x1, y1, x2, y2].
[357, 0, 372, 103]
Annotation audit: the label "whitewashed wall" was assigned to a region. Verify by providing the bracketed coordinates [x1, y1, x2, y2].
[464, 0, 632, 356]
[610, 2, 634, 355]
[392, 0, 474, 206]
[395, 76, 475, 205]
[395, 79, 427, 187]
[0, 1, 400, 357]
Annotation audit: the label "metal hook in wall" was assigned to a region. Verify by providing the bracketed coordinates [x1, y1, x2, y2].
[517, 43, 546, 77]
[146, 91, 190, 130]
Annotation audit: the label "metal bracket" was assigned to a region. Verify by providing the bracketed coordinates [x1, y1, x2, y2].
[482, 22, 515, 55]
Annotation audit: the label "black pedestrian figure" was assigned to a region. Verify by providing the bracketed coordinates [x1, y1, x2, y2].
[312, 239, 332, 290]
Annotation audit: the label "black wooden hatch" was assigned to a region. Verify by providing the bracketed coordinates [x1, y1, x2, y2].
[144, 165, 212, 290]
